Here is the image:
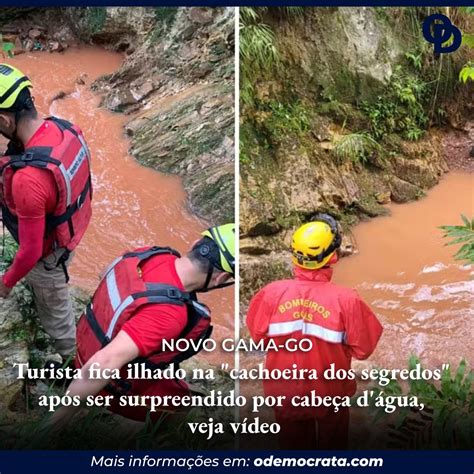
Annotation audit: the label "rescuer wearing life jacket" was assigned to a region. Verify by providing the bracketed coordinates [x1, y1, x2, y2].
[0, 64, 92, 361]
[48, 224, 235, 431]
[246, 215, 383, 450]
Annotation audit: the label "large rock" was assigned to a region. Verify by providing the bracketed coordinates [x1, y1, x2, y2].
[268, 7, 405, 103]
[92, 7, 235, 224]
[0, 295, 29, 413]
[389, 176, 423, 203]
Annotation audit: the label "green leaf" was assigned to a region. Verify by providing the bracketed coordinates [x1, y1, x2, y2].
[440, 216, 474, 264]
[459, 64, 474, 83]
[462, 33, 474, 48]
[461, 214, 471, 227]
[1, 42, 14, 58]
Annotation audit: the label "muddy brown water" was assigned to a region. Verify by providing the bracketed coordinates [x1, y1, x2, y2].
[3, 47, 233, 353]
[241, 171, 473, 379]
[239, 170, 473, 449]
[334, 171, 473, 370]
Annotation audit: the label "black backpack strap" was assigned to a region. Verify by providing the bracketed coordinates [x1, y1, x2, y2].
[46, 178, 91, 230]
[1, 206, 19, 243]
[105, 379, 132, 397]
[46, 116, 78, 137]
[86, 282, 211, 395]
[85, 304, 110, 347]
[84, 284, 194, 349]
[103, 283, 192, 341]
[123, 246, 181, 261]
[131, 283, 191, 304]
[5, 150, 61, 170]
[130, 289, 211, 371]
[4, 139, 23, 156]
[100, 247, 181, 283]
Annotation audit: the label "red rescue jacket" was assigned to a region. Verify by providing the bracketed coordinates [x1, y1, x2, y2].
[0, 116, 92, 253]
[246, 264, 383, 420]
[75, 246, 213, 396]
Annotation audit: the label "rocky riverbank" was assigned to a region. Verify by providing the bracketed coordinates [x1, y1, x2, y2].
[0, 7, 234, 224]
[240, 7, 473, 305]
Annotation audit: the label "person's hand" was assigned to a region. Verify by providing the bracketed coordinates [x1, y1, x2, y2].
[0, 278, 12, 298]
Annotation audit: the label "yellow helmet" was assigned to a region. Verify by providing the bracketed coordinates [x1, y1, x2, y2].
[201, 223, 235, 276]
[291, 214, 341, 270]
[0, 64, 32, 110]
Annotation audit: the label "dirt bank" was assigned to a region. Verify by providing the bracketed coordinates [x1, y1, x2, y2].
[0, 7, 234, 224]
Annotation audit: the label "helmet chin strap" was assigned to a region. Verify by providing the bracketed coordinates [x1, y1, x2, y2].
[198, 260, 214, 293]
[196, 260, 235, 293]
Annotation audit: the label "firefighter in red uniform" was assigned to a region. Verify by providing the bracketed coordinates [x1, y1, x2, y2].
[0, 64, 92, 361]
[246, 215, 382, 450]
[49, 224, 235, 431]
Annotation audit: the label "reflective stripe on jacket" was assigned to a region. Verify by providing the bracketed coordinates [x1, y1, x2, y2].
[246, 265, 383, 419]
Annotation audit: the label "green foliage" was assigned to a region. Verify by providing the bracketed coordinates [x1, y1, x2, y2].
[154, 6, 179, 24]
[462, 33, 474, 48]
[263, 100, 312, 138]
[459, 9, 474, 84]
[0, 233, 18, 271]
[84, 7, 107, 35]
[333, 133, 380, 165]
[240, 7, 305, 107]
[240, 23, 278, 72]
[405, 51, 422, 71]
[439, 215, 474, 264]
[362, 66, 428, 141]
[240, 99, 312, 165]
[0, 34, 14, 58]
[459, 62, 474, 83]
[370, 357, 473, 449]
[240, 8, 279, 107]
[1, 235, 39, 347]
[274, 7, 305, 18]
[150, 7, 179, 42]
[1, 235, 36, 320]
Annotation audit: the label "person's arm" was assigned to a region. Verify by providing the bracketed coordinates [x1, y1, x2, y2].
[2, 217, 45, 289]
[49, 305, 187, 433]
[342, 291, 383, 360]
[246, 288, 273, 343]
[1, 170, 57, 292]
[49, 330, 140, 432]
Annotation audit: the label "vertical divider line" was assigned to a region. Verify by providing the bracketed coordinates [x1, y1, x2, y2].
[233, 5, 241, 453]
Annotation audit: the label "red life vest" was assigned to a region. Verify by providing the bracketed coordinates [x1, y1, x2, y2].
[0, 116, 92, 253]
[75, 246, 213, 396]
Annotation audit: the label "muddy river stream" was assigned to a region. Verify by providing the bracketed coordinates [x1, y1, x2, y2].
[241, 149, 473, 415]
[5, 47, 233, 355]
[335, 171, 473, 370]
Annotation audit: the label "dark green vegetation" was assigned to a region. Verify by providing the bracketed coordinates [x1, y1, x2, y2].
[241, 7, 472, 166]
[149, 7, 179, 42]
[460, 7, 474, 82]
[440, 215, 474, 264]
[83, 7, 107, 35]
[3, 382, 234, 450]
[240, 7, 473, 279]
[368, 357, 473, 449]
[1, 236, 42, 363]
